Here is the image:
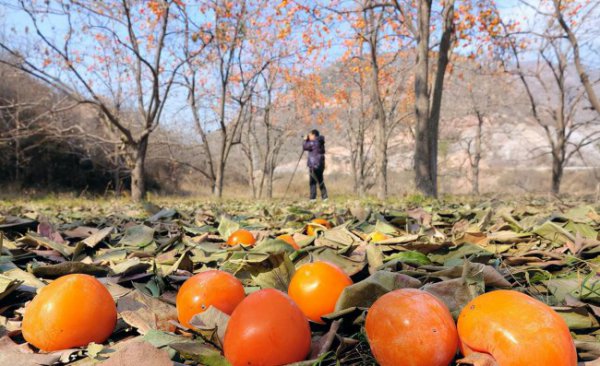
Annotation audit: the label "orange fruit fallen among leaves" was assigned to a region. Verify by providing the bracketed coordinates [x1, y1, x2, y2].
[223, 288, 311, 366]
[365, 289, 458, 366]
[457, 290, 577, 366]
[370, 231, 390, 242]
[22, 274, 117, 351]
[288, 261, 352, 323]
[306, 218, 332, 236]
[277, 234, 300, 250]
[176, 270, 245, 328]
[226, 229, 256, 247]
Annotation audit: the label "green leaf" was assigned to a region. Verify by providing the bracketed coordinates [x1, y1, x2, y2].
[189, 306, 230, 347]
[533, 221, 574, 246]
[335, 271, 421, 311]
[564, 221, 597, 240]
[374, 220, 398, 235]
[170, 342, 231, 366]
[19, 233, 73, 257]
[217, 216, 240, 241]
[30, 261, 110, 278]
[384, 251, 431, 266]
[0, 274, 22, 301]
[119, 225, 155, 247]
[244, 253, 295, 292]
[554, 307, 600, 330]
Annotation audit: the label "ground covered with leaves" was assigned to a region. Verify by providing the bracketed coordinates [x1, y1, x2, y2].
[1, 196, 600, 365]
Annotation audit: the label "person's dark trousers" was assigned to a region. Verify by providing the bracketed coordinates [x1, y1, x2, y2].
[309, 166, 328, 200]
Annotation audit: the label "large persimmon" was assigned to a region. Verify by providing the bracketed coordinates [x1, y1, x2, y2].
[22, 274, 117, 351]
[306, 218, 332, 236]
[176, 270, 245, 328]
[365, 289, 458, 366]
[457, 290, 577, 366]
[226, 229, 256, 247]
[288, 261, 352, 323]
[223, 288, 311, 366]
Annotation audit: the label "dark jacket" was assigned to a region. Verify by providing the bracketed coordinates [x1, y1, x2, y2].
[303, 135, 326, 169]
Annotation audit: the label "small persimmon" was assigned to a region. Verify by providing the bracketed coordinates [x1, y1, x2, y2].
[306, 218, 332, 236]
[22, 274, 117, 351]
[365, 289, 458, 366]
[277, 234, 300, 250]
[176, 270, 245, 328]
[223, 288, 311, 366]
[226, 229, 256, 247]
[457, 290, 577, 366]
[288, 261, 352, 323]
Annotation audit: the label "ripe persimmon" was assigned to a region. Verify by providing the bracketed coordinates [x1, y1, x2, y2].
[365, 289, 458, 366]
[226, 229, 256, 247]
[277, 234, 300, 250]
[22, 274, 117, 351]
[176, 270, 245, 328]
[457, 290, 577, 366]
[306, 218, 332, 236]
[223, 288, 311, 366]
[288, 261, 352, 323]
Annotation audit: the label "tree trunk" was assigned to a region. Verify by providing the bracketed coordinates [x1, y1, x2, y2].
[471, 112, 483, 195]
[131, 137, 148, 202]
[366, 12, 387, 200]
[413, 0, 434, 196]
[551, 152, 564, 195]
[265, 164, 274, 199]
[14, 114, 21, 183]
[412, 0, 455, 198]
[214, 161, 225, 198]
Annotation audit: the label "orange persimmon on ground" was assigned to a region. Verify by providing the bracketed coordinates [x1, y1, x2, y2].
[288, 261, 352, 323]
[223, 288, 311, 366]
[226, 229, 256, 247]
[277, 234, 300, 250]
[306, 218, 332, 236]
[457, 290, 577, 366]
[22, 274, 117, 352]
[365, 289, 458, 366]
[176, 270, 245, 328]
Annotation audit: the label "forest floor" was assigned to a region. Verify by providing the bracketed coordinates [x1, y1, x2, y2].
[1, 195, 600, 365]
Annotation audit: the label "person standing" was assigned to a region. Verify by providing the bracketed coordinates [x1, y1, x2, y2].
[303, 129, 328, 200]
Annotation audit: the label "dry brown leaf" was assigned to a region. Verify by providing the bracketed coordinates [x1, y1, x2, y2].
[101, 341, 172, 366]
[117, 290, 178, 334]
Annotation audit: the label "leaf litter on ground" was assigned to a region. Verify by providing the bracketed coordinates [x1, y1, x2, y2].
[0, 196, 599, 365]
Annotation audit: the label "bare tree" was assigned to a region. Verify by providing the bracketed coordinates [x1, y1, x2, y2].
[0, 0, 191, 201]
[182, 0, 274, 197]
[551, 0, 600, 114]
[502, 15, 600, 194]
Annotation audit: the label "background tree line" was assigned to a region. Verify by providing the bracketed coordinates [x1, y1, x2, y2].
[0, 0, 599, 201]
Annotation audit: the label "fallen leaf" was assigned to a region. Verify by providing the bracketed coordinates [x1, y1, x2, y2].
[117, 290, 178, 334]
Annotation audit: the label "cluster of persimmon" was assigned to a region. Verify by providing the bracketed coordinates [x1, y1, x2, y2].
[20, 218, 577, 366]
